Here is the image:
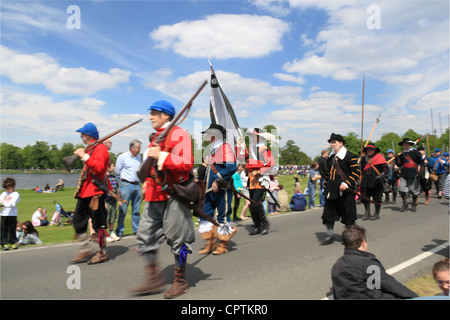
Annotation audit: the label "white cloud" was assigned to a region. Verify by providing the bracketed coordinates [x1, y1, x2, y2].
[150, 14, 290, 59]
[1, 46, 131, 96]
[0, 88, 147, 153]
[281, 1, 448, 90]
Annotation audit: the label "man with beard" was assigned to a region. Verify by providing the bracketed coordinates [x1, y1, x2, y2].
[320, 133, 360, 245]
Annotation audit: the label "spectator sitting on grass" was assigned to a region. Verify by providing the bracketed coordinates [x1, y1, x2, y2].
[18, 221, 42, 245]
[289, 187, 307, 212]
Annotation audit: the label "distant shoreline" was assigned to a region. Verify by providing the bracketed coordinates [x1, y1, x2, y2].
[1, 170, 79, 174]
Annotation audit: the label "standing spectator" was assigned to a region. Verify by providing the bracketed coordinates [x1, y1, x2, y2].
[232, 164, 244, 221]
[238, 164, 250, 220]
[289, 187, 307, 212]
[105, 160, 121, 242]
[332, 225, 418, 299]
[115, 139, 142, 238]
[1, 177, 20, 250]
[267, 175, 279, 215]
[18, 221, 42, 245]
[429, 148, 448, 199]
[50, 203, 61, 226]
[317, 150, 329, 207]
[307, 161, 321, 209]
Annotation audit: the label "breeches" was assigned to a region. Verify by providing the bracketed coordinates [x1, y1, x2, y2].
[136, 198, 195, 256]
[72, 195, 107, 234]
[202, 189, 233, 225]
[321, 191, 357, 226]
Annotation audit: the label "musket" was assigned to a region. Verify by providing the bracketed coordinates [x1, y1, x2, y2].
[166, 185, 220, 227]
[137, 80, 208, 183]
[211, 177, 258, 206]
[62, 118, 143, 170]
[92, 178, 127, 205]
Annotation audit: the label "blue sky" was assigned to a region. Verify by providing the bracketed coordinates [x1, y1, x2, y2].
[1, 0, 448, 159]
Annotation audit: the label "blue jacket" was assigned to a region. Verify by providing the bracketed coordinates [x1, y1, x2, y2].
[290, 193, 307, 211]
[429, 155, 448, 174]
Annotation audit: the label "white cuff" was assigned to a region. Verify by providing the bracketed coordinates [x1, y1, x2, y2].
[81, 154, 90, 162]
[157, 151, 170, 170]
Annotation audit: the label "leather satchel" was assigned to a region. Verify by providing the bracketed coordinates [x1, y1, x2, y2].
[167, 170, 205, 208]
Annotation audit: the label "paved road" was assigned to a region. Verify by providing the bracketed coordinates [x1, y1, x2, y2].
[1, 194, 448, 302]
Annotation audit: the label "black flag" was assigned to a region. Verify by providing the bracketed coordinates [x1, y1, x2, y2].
[209, 60, 246, 161]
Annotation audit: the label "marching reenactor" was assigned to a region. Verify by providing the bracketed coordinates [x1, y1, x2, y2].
[71, 123, 110, 264]
[395, 138, 424, 212]
[417, 146, 432, 205]
[245, 128, 275, 235]
[429, 148, 449, 199]
[131, 100, 195, 299]
[320, 133, 360, 245]
[198, 124, 237, 255]
[384, 149, 399, 204]
[360, 144, 387, 220]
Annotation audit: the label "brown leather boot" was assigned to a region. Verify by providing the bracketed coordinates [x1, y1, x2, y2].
[164, 267, 189, 299]
[197, 226, 218, 254]
[88, 250, 108, 265]
[212, 227, 237, 255]
[130, 263, 166, 295]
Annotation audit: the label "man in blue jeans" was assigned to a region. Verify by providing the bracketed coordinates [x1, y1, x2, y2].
[115, 139, 142, 238]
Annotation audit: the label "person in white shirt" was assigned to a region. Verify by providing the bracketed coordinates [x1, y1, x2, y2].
[1, 178, 20, 250]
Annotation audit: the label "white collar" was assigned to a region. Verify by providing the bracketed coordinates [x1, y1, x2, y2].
[332, 146, 347, 160]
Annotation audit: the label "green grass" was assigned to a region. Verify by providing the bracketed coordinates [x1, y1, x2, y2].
[10, 187, 140, 245]
[6, 173, 313, 246]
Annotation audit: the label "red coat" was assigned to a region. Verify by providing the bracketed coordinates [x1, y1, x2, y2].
[145, 125, 193, 202]
[79, 142, 110, 198]
[246, 145, 275, 189]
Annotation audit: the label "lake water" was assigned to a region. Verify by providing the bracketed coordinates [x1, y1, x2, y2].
[0, 173, 81, 190]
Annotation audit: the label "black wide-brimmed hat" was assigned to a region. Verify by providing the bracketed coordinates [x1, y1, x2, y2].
[398, 138, 415, 146]
[363, 144, 380, 153]
[327, 133, 345, 144]
[202, 123, 226, 138]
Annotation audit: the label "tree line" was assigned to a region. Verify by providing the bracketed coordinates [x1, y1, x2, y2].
[1, 128, 448, 170]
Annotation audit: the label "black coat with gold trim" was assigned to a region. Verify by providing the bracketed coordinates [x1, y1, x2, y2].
[324, 150, 360, 200]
